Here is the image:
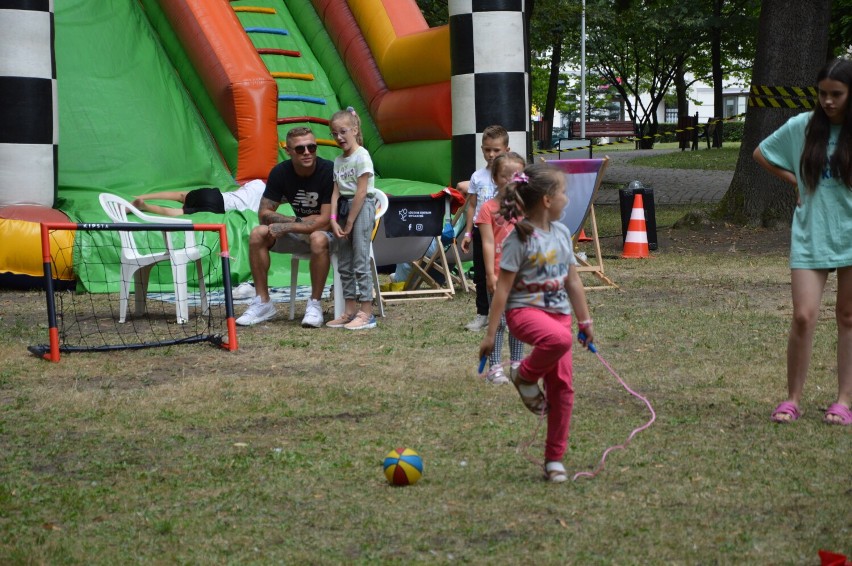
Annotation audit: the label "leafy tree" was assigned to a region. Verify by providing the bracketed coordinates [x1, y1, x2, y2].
[585, 0, 696, 148]
[666, 0, 758, 145]
[720, 0, 832, 226]
[829, 0, 852, 57]
[707, 0, 759, 134]
[415, 0, 447, 27]
[528, 0, 581, 147]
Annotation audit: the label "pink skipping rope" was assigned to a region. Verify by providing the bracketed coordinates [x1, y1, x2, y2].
[514, 335, 656, 481]
[571, 339, 656, 481]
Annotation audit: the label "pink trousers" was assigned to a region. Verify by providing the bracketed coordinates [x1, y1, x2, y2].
[505, 307, 575, 462]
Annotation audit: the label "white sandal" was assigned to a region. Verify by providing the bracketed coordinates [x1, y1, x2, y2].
[544, 461, 568, 483]
[509, 363, 548, 415]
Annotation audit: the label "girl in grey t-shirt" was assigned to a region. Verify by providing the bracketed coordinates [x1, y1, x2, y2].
[479, 163, 596, 482]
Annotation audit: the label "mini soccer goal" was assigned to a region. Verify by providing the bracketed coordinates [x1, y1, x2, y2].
[28, 221, 238, 362]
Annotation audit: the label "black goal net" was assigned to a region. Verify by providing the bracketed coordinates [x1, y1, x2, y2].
[28, 221, 238, 361]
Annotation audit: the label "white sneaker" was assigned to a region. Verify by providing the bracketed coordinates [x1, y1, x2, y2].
[486, 366, 510, 385]
[301, 299, 324, 328]
[465, 314, 489, 332]
[236, 296, 276, 326]
[232, 281, 256, 300]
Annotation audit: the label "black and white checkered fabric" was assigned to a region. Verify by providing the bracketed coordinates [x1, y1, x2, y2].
[0, 0, 57, 207]
[449, 0, 528, 185]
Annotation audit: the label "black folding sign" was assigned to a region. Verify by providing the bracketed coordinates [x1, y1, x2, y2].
[383, 195, 445, 238]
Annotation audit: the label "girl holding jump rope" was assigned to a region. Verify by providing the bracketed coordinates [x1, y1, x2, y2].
[754, 58, 852, 426]
[478, 162, 595, 482]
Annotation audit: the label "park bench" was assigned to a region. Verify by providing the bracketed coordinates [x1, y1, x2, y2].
[571, 121, 636, 156]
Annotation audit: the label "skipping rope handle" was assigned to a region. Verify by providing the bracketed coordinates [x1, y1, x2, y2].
[578, 331, 597, 353]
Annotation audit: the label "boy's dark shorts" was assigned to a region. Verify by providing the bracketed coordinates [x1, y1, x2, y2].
[183, 187, 225, 215]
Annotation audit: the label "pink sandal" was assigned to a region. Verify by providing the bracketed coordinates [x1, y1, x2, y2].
[771, 401, 801, 423]
[823, 403, 852, 426]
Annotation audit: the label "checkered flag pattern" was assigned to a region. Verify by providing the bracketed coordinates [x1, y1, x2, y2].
[0, 0, 58, 207]
[449, 0, 528, 184]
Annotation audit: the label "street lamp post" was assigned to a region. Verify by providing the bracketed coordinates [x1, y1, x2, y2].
[580, 0, 586, 139]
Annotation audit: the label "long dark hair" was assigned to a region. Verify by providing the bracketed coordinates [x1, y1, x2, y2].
[499, 162, 565, 243]
[801, 58, 852, 191]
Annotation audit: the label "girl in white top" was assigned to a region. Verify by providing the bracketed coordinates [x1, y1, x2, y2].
[325, 107, 378, 330]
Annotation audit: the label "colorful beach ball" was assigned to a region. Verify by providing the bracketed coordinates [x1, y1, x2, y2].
[383, 447, 423, 486]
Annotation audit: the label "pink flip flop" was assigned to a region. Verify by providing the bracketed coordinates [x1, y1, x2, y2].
[771, 401, 801, 423]
[823, 403, 852, 426]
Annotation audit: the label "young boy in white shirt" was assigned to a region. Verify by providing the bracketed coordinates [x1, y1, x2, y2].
[460, 125, 510, 331]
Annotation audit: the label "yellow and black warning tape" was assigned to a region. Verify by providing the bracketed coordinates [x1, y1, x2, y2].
[748, 85, 818, 109]
[532, 113, 746, 156]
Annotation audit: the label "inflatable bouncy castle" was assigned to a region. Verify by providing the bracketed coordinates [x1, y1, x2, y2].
[0, 0, 528, 290]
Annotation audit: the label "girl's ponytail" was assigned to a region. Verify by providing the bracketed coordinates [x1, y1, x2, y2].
[499, 164, 566, 243]
[500, 172, 534, 243]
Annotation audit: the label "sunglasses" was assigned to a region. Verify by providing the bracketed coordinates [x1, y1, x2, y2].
[291, 143, 318, 154]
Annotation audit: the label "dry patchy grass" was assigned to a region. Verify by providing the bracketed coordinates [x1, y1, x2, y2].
[0, 215, 849, 564]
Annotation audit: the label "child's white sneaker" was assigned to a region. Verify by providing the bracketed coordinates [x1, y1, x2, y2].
[486, 366, 509, 385]
[465, 314, 488, 331]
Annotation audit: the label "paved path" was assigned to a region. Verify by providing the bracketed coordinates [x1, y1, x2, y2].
[546, 148, 733, 205]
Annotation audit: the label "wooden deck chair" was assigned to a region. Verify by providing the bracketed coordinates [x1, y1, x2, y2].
[372, 193, 456, 306]
[550, 157, 618, 290]
[409, 201, 472, 293]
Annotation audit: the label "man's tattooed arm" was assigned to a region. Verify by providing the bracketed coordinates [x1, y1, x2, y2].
[258, 197, 294, 226]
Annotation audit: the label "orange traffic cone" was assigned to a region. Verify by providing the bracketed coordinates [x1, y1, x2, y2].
[577, 229, 592, 242]
[622, 193, 650, 258]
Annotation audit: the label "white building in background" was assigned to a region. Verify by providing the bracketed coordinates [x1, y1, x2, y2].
[665, 80, 749, 123]
[548, 74, 749, 139]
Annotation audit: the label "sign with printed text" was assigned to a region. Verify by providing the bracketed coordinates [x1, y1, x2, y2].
[383, 195, 444, 238]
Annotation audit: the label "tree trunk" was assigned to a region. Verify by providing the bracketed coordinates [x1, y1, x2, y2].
[675, 67, 689, 119]
[719, 0, 832, 227]
[542, 35, 563, 150]
[710, 0, 725, 118]
[711, 0, 724, 148]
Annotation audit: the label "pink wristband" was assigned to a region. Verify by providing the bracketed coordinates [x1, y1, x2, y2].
[330, 214, 337, 220]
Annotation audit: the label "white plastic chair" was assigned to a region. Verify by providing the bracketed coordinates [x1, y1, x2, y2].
[289, 187, 388, 320]
[99, 193, 208, 324]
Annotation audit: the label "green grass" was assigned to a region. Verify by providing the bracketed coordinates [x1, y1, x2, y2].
[628, 145, 741, 171]
[548, 140, 741, 171]
[0, 206, 849, 564]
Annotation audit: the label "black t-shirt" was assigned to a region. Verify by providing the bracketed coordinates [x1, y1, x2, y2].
[262, 157, 334, 218]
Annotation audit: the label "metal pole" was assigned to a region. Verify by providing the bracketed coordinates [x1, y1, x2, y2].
[580, 0, 586, 139]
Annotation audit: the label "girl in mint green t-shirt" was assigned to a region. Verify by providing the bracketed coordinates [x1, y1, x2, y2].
[753, 58, 852, 426]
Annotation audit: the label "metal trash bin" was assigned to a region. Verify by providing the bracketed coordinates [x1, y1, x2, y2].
[619, 181, 658, 251]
